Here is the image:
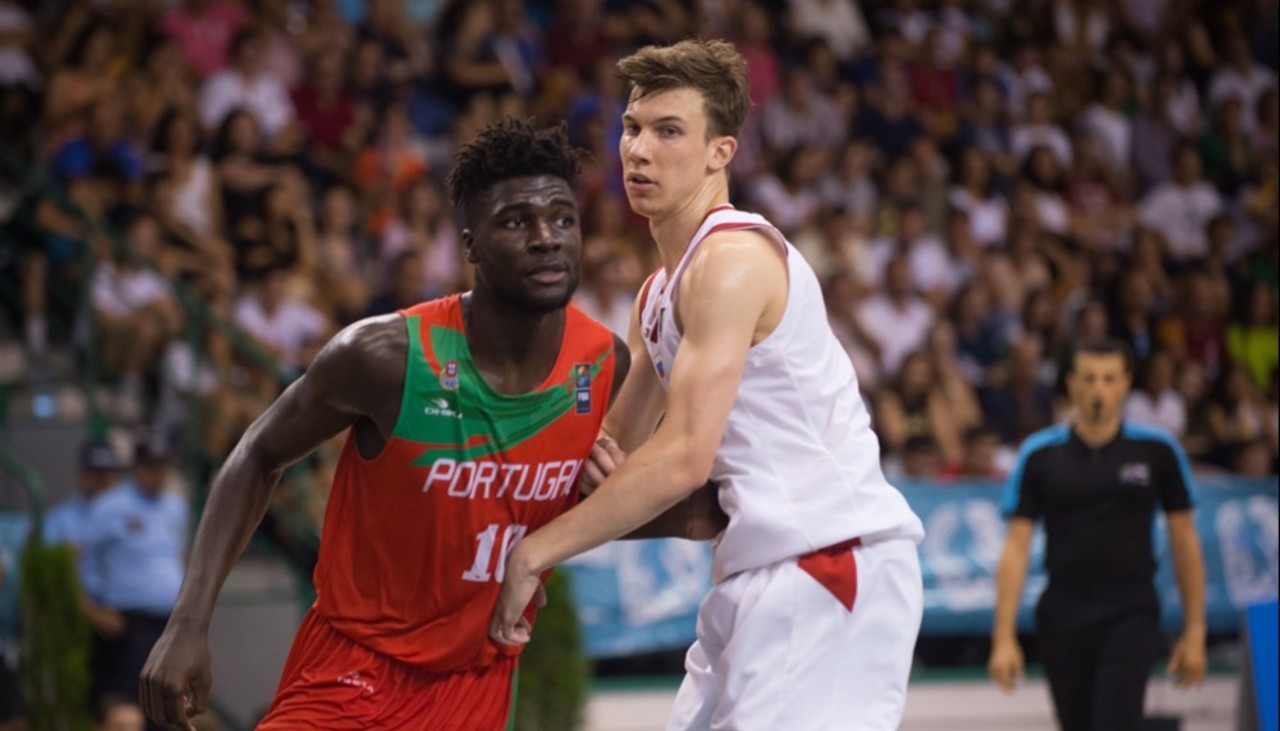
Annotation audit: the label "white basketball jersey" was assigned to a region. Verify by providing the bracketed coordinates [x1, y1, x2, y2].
[640, 206, 925, 582]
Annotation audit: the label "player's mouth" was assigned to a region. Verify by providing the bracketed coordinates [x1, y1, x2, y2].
[625, 172, 656, 191]
[526, 262, 569, 285]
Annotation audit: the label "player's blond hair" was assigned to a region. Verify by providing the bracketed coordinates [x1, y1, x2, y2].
[616, 38, 751, 139]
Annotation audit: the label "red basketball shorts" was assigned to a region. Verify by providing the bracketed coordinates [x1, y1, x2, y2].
[256, 608, 516, 730]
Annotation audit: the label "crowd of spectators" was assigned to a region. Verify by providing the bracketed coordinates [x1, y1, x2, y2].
[1, 0, 1277, 489]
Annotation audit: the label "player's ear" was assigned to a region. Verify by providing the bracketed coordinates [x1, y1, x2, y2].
[462, 229, 479, 264]
[707, 135, 737, 173]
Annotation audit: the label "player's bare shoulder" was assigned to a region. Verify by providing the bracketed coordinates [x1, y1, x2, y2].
[679, 228, 788, 342]
[306, 313, 408, 426]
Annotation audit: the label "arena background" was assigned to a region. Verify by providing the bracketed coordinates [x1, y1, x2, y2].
[0, 0, 1276, 728]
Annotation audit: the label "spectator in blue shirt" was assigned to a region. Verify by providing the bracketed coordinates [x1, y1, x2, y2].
[50, 99, 144, 185]
[82, 437, 188, 713]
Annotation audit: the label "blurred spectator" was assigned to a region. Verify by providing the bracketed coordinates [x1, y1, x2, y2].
[980, 336, 1055, 443]
[908, 28, 961, 143]
[1109, 268, 1160, 363]
[43, 19, 121, 152]
[1206, 363, 1271, 468]
[1228, 280, 1279, 389]
[574, 242, 638, 339]
[856, 65, 925, 161]
[898, 435, 943, 481]
[212, 108, 294, 262]
[366, 250, 428, 317]
[1200, 96, 1253, 195]
[876, 350, 964, 467]
[819, 139, 878, 223]
[787, 0, 871, 63]
[92, 694, 145, 731]
[1064, 132, 1131, 252]
[924, 321, 984, 431]
[1019, 146, 1070, 235]
[823, 270, 883, 392]
[353, 102, 429, 234]
[52, 98, 144, 185]
[1137, 141, 1223, 261]
[0, 0, 39, 92]
[150, 110, 224, 242]
[762, 67, 845, 154]
[233, 264, 332, 375]
[1177, 359, 1214, 461]
[856, 255, 935, 376]
[749, 143, 826, 235]
[938, 423, 1009, 481]
[1207, 31, 1277, 133]
[730, 1, 782, 108]
[161, 0, 252, 79]
[1078, 66, 1134, 175]
[82, 437, 187, 708]
[91, 210, 182, 422]
[123, 34, 199, 140]
[1159, 268, 1229, 383]
[1132, 73, 1184, 194]
[1001, 44, 1054, 120]
[1252, 88, 1278, 160]
[951, 281, 1016, 382]
[868, 203, 954, 307]
[1124, 348, 1185, 437]
[312, 184, 373, 324]
[949, 146, 1008, 248]
[379, 178, 460, 298]
[291, 49, 360, 185]
[199, 28, 295, 146]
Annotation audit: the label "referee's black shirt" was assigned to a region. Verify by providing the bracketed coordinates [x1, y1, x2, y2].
[1003, 422, 1194, 585]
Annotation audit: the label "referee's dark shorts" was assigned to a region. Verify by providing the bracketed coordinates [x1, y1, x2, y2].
[1003, 422, 1194, 731]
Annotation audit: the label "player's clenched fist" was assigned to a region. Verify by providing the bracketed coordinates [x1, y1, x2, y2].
[140, 626, 211, 730]
[580, 436, 625, 496]
[988, 638, 1025, 692]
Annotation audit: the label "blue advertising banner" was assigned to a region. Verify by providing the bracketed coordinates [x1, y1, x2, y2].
[562, 477, 1279, 658]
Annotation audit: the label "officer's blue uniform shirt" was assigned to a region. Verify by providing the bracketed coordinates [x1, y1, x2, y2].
[82, 481, 188, 615]
[44, 495, 104, 602]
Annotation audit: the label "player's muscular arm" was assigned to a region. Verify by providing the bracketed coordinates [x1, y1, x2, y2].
[493, 233, 785, 644]
[600, 297, 665, 452]
[140, 316, 406, 728]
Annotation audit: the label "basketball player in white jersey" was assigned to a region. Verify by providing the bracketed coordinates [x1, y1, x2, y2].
[492, 39, 925, 730]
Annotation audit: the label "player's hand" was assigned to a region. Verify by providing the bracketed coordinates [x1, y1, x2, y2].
[1166, 631, 1207, 687]
[490, 545, 541, 647]
[139, 624, 211, 731]
[988, 638, 1024, 692]
[580, 436, 625, 496]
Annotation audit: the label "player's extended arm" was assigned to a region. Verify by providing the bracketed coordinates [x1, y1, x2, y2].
[989, 517, 1034, 692]
[492, 232, 784, 644]
[139, 316, 405, 729]
[1165, 509, 1208, 687]
[583, 304, 725, 540]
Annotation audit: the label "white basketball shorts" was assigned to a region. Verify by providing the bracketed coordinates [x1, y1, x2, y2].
[666, 538, 923, 731]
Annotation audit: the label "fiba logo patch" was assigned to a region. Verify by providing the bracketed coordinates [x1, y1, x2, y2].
[1119, 462, 1151, 486]
[574, 363, 592, 414]
[440, 360, 460, 391]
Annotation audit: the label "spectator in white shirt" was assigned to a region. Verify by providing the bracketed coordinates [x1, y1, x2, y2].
[92, 210, 182, 422]
[786, 0, 872, 62]
[200, 27, 295, 146]
[1137, 141, 1224, 261]
[233, 264, 331, 375]
[1079, 66, 1133, 173]
[1208, 31, 1277, 134]
[857, 255, 936, 376]
[949, 146, 1009, 247]
[868, 203, 955, 303]
[1011, 91, 1072, 168]
[1125, 348, 1187, 436]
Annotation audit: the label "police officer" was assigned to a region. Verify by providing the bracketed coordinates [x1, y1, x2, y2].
[81, 436, 188, 712]
[988, 339, 1208, 730]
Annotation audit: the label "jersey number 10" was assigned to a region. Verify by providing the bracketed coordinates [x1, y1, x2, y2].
[461, 523, 529, 583]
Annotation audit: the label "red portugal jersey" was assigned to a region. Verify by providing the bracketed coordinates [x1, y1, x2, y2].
[312, 295, 617, 672]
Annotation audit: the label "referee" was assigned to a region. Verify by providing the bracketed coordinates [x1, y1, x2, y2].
[988, 339, 1207, 730]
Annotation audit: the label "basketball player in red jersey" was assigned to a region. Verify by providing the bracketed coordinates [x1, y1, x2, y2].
[138, 119, 712, 730]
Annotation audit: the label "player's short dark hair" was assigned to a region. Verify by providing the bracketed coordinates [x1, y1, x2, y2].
[1070, 338, 1134, 374]
[446, 117, 585, 226]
